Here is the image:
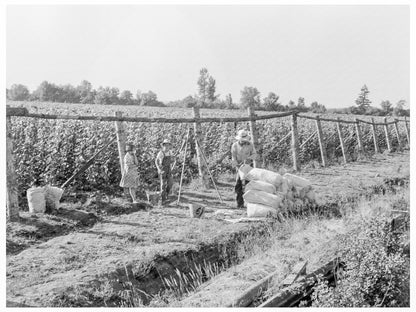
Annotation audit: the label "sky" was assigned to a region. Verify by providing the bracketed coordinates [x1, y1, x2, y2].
[6, 4, 410, 108]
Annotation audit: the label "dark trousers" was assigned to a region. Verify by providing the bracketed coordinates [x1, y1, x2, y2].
[235, 173, 245, 208]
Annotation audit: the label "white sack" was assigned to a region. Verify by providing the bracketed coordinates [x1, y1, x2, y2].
[243, 189, 284, 209]
[238, 164, 253, 180]
[283, 173, 311, 188]
[247, 202, 277, 218]
[245, 168, 284, 187]
[245, 180, 276, 194]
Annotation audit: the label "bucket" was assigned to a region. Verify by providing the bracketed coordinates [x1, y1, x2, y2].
[27, 187, 46, 213]
[189, 203, 205, 218]
[44, 186, 64, 211]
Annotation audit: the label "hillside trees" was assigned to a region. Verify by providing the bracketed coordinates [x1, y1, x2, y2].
[7, 84, 30, 101]
[240, 86, 261, 109]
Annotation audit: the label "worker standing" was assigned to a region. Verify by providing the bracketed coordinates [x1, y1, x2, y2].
[231, 129, 257, 208]
[155, 139, 174, 206]
[119, 143, 140, 203]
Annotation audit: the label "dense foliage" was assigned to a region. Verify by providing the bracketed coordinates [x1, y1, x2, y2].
[310, 216, 409, 307]
[9, 101, 408, 209]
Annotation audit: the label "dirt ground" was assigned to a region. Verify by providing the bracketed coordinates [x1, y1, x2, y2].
[6, 150, 410, 307]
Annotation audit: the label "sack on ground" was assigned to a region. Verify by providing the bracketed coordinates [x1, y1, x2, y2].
[27, 187, 46, 213]
[244, 180, 276, 194]
[247, 202, 277, 218]
[245, 168, 284, 187]
[238, 164, 253, 180]
[44, 185, 64, 211]
[243, 189, 284, 209]
[283, 173, 311, 188]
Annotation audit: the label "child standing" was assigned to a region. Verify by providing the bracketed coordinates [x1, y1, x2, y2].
[120, 143, 140, 203]
[155, 139, 173, 205]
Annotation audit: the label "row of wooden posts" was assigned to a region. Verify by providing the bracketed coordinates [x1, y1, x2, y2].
[5, 105, 410, 221]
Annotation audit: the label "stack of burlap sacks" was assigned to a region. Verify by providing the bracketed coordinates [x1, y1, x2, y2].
[239, 165, 317, 218]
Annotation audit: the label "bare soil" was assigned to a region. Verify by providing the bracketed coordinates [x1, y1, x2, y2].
[6, 151, 409, 307]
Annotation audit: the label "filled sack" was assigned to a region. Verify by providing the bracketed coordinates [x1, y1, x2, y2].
[245, 168, 284, 187]
[283, 173, 311, 188]
[247, 202, 277, 218]
[243, 189, 284, 209]
[245, 180, 276, 194]
[238, 164, 253, 180]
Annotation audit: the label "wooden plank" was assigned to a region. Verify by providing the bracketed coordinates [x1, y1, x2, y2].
[404, 116, 410, 145]
[393, 119, 402, 150]
[299, 131, 317, 149]
[280, 261, 308, 286]
[114, 111, 127, 174]
[291, 113, 300, 171]
[6, 115, 20, 221]
[383, 117, 392, 152]
[336, 117, 347, 163]
[355, 118, 364, 154]
[6, 107, 294, 123]
[371, 117, 380, 153]
[247, 106, 260, 168]
[315, 116, 327, 167]
[259, 258, 344, 307]
[6, 106, 29, 117]
[193, 107, 210, 188]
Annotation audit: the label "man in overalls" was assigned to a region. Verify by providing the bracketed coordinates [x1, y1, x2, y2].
[231, 129, 257, 208]
[155, 139, 173, 205]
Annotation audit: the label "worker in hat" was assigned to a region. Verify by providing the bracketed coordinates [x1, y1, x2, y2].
[120, 143, 140, 203]
[155, 139, 174, 205]
[231, 129, 257, 208]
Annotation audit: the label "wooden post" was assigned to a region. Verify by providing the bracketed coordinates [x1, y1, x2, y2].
[193, 107, 210, 188]
[247, 107, 260, 168]
[393, 119, 402, 151]
[371, 117, 380, 153]
[336, 117, 347, 163]
[315, 115, 327, 167]
[383, 117, 392, 152]
[114, 111, 127, 173]
[290, 113, 300, 171]
[355, 118, 364, 154]
[404, 116, 410, 145]
[6, 113, 20, 221]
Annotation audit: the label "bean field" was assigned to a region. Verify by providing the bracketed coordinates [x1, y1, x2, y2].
[8, 101, 408, 207]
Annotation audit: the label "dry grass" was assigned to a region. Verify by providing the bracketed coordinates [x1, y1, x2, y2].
[175, 186, 409, 307]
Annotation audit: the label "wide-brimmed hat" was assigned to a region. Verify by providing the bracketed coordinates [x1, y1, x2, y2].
[160, 139, 172, 147]
[125, 144, 134, 152]
[235, 129, 251, 142]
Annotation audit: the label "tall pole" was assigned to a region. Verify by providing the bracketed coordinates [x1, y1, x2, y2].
[315, 115, 327, 167]
[383, 117, 392, 152]
[291, 113, 300, 171]
[193, 107, 210, 188]
[6, 112, 20, 221]
[247, 106, 260, 168]
[355, 118, 364, 154]
[336, 117, 347, 164]
[371, 118, 380, 153]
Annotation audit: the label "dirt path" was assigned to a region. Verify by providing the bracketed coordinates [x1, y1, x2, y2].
[6, 151, 409, 307]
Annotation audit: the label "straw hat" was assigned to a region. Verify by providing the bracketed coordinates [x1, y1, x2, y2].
[160, 139, 172, 147]
[235, 129, 251, 142]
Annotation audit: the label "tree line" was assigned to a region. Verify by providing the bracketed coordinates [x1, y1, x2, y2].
[6, 69, 409, 116]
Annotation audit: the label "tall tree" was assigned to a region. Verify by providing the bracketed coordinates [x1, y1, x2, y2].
[263, 92, 281, 111]
[119, 90, 134, 105]
[240, 86, 261, 109]
[225, 93, 233, 109]
[7, 84, 30, 101]
[355, 85, 371, 112]
[197, 68, 217, 106]
[77, 80, 95, 104]
[380, 100, 392, 114]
